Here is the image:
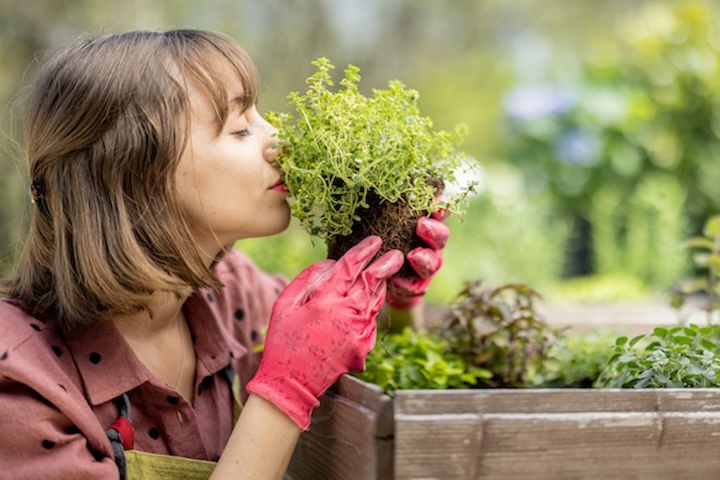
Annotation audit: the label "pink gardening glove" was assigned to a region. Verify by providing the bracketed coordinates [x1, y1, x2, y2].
[246, 236, 403, 430]
[386, 199, 451, 310]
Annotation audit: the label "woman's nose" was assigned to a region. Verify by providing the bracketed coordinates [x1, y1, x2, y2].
[264, 127, 281, 164]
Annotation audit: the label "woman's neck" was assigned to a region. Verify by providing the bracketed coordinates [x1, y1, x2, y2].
[112, 291, 197, 402]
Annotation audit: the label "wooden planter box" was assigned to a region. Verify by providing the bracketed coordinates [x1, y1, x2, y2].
[286, 375, 720, 479]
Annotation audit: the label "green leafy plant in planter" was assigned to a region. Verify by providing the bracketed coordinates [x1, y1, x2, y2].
[357, 280, 567, 394]
[596, 324, 720, 388]
[354, 327, 491, 395]
[266, 58, 475, 264]
[439, 281, 563, 388]
[596, 216, 720, 388]
[535, 328, 620, 388]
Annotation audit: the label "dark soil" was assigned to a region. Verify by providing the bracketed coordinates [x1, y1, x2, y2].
[326, 178, 443, 277]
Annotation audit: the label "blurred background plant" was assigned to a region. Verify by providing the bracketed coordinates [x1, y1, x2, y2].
[1, 0, 716, 307]
[671, 216, 720, 323]
[503, 0, 720, 298]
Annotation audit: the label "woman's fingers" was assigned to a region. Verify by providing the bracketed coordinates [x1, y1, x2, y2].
[431, 195, 452, 222]
[362, 249, 404, 294]
[281, 260, 336, 305]
[406, 247, 443, 278]
[416, 217, 449, 250]
[345, 249, 403, 309]
[329, 236, 384, 291]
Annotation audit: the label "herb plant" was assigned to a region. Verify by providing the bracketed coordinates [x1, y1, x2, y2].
[354, 327, 491, 395]
[439, 281, 563, 388]
[596, 324, 720, 388]
[266, 58, 473, 242]
[536, 329, 619, 388]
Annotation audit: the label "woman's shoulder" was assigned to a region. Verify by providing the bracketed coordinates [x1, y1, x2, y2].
[0, 299, 115, 468]
[0, 299, 85, 404]
[0, 299, 53, 359]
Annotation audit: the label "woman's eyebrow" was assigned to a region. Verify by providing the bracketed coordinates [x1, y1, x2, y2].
[229, 94, 252, 115]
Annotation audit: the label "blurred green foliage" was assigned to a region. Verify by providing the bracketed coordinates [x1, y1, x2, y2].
[672, 216, 720, 323]
[504, 0, 720, 292]
[0, 0, 706, 305]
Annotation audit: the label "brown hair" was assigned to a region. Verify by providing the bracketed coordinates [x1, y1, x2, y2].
[1, 30, 260, 329]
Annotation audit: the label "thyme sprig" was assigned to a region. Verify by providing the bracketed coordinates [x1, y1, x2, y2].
[267, 58, 473, 242]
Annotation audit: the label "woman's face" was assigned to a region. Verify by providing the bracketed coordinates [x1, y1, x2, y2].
[175, 75, 291, 258]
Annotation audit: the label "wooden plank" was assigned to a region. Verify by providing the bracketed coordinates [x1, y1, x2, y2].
[287, 378, 394, 480]
[655, 389, 720, 411]
[394, 399, 720, 479]
[395, 413, 484, 479]
[336, 375, 394, 437]
[290, 380, 720, 479]
[395, 388, 720, 415]
[475, 411, 720, 479]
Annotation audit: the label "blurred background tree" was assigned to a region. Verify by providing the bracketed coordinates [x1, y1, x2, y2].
[503, 0, 718, 299]
[0, 0, 703, 305]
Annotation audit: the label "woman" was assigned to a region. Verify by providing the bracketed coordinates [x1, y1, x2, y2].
[0, 29, 448, 479]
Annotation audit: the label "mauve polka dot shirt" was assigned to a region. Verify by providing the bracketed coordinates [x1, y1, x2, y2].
[0, 248, 286, 479]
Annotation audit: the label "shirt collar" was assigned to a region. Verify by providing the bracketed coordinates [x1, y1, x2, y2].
[185, 289, 247, 378]
[62, 320, 151, 407]
[61, 291, 247, 407]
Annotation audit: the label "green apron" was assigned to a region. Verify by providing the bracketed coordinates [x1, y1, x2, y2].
[107, 364, 243, 480]
[124, 451, 217, 480]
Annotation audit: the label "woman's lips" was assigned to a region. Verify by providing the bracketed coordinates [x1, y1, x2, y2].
[269, 178, 289, 193]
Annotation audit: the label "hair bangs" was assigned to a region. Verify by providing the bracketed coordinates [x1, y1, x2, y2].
[172, 31, 260, 131]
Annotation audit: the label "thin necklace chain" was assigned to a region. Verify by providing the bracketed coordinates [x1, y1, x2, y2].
[173, 314, 188, 391]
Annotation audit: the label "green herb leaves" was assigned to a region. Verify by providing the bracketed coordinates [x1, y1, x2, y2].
[266, 58, 472, 241]
[354, 327, 491, 395]
[596, 324, 720, 388]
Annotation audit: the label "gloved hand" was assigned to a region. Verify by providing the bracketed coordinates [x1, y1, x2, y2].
[386, 199, 451, 310]
[245, 236, 403, 430]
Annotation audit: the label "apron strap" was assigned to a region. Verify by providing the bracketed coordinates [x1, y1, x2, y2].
[223, 363, 243, 423]
[106, 393, 133, 480]
[105, 363, 241, 478]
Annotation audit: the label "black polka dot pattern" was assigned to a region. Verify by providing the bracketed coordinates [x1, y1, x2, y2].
[197, 376, 212, 396]
[89, 352, 101, 364]
[30, 324, 41, 331]
[149, 428, 160, 440]
[42, 439, 55, 449]
[250, 330, 259, 342]
[234, 309, 245, 321]
[0, 352, 7, 361]
[51, 346, 62, 357]
[167, 396, 179, 405]
[205, 293, 214, 303]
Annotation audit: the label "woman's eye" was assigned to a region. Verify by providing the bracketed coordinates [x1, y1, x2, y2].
[232, 129, 252, 138]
